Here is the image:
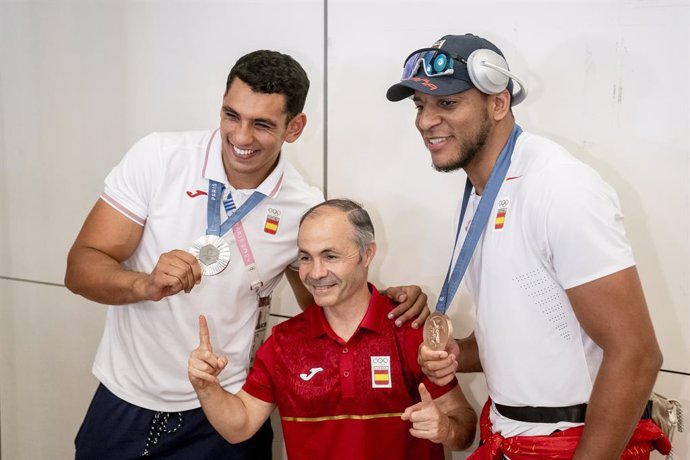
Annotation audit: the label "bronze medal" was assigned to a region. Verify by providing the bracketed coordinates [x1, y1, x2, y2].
[423, 311, 454, 351]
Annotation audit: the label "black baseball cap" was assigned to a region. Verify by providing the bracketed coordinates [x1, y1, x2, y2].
[386, 33, 512, 102]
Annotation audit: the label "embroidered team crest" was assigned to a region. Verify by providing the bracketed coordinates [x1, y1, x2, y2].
[264, 208, 281, 235]
[494, 198, 509, 231]
[370, 356, 392, 388]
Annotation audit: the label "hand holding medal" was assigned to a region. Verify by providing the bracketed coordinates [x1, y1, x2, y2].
[195, 179, 266, 277]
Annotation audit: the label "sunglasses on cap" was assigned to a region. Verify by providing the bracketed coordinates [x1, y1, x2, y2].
[401, 48, 468, 80]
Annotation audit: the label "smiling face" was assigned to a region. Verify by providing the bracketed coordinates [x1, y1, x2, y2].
[219, 78, 306, 189]
[298, 206, 375, 311]
[413, 88, 493, 172]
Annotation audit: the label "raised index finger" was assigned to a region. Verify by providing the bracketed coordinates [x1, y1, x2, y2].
[198, 314, 212, 351]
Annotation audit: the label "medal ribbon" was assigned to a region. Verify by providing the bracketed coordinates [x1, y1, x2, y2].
[206, 180, 266, 237]
[436, 124, 523, 314]
[226, 191, 264, 291]
[206, 181, 266, 291]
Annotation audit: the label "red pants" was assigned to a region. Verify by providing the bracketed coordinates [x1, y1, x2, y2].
[468, 399, 672, 460]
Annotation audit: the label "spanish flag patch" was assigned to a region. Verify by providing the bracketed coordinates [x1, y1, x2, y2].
[371, 356, 392, 388]
[494, 198, 509, 231]
[264, 216, 280, 235]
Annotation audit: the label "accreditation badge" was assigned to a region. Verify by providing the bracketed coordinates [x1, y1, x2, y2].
[370, 356, 392, 388]
[248, 296, 271, 365]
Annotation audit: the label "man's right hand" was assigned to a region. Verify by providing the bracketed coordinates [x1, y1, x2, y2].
[188, 315, 228, 392]
[418, 339, 460, 386]
[65, 199, 203, 305]
[135, 250, 202, 301]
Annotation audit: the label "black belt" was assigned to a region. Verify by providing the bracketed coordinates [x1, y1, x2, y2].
[494, 400, 653, 424]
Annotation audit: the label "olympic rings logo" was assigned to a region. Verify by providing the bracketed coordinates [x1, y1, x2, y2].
[371, 357, 389, 364]
[267, 208, 281, 216]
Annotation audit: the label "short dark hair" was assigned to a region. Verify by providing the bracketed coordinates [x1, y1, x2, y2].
[226, 50, 310, 120]
[300, 199, 375, 258]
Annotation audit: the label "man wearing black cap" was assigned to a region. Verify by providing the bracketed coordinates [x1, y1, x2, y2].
[387, 34, 671, 459]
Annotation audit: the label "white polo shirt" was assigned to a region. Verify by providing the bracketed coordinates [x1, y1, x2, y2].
[95, 129, 323, 412]
[457, 131, 635, 436]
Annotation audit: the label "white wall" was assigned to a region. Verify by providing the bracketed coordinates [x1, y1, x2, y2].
[0, 1, 323, 458]
[1, 0, 688, 459]
[327, 1, 689, 458]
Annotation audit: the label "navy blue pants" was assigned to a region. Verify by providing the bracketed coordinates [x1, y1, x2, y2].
[75, 384, 273, 459]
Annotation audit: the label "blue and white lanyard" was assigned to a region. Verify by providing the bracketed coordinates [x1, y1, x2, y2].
[206, 180, 265, 237]
[206, 180, 267, 291]
[436, 124, 523, 314]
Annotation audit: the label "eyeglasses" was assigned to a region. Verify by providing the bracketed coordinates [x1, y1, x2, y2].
[401, 48, 468, 80]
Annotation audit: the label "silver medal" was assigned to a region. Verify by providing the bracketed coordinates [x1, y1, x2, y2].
[190, 235, 230, 276]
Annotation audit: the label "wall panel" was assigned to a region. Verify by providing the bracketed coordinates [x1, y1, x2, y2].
[0, 0, 323, 457]
[0, 0, 324, 284]
[327, 1, 689, 458]
[0, 279, 104, 459]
